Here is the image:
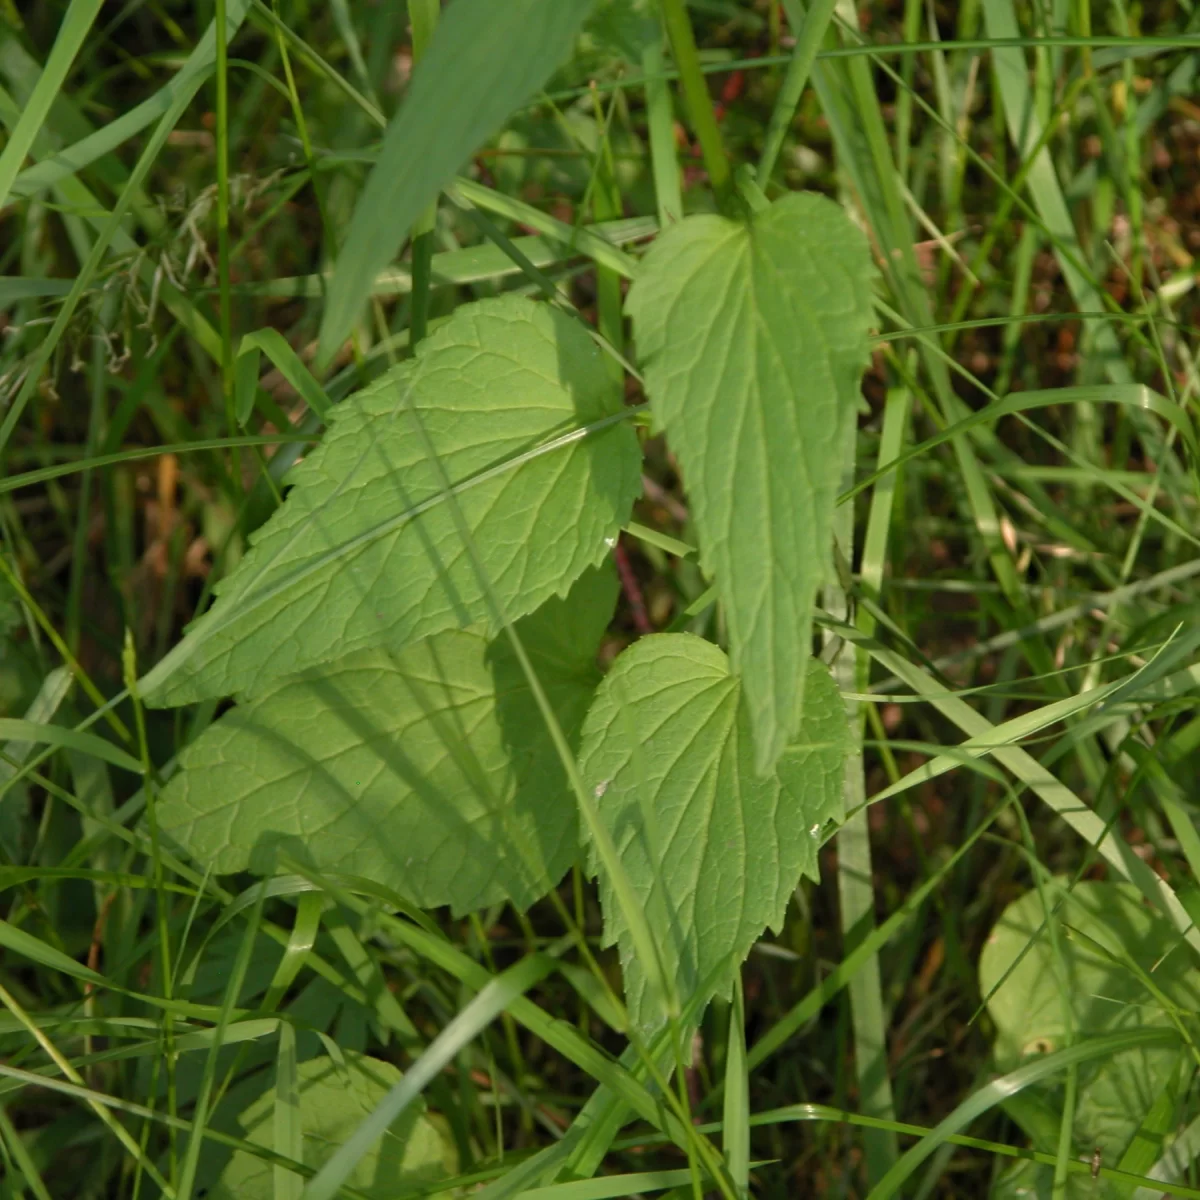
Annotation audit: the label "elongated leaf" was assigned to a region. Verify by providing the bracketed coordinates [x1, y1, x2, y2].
[0, 719, 142, 775]
[0, 0, 104, 211]
[157, 567, 617, 914]
[143, 295, 639, 707]
[627, 193, 875, 773]
[317, 0, 596, 361]
[579, 634, 847, 1033]
[209, 1052, 455, 1199]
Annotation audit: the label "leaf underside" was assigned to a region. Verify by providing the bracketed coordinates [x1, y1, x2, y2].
[579, 634, 848, 1034]
[627, 192, 876, 773]
[157, 566, 618, 915]
[144, 294, 640, 707]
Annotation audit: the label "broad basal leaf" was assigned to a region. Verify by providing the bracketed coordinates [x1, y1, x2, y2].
[980, 881, 1200, 1198]
[144, 295, 639, 707]
[209, 1052, 455, 1199]
[627, 192, 875, 773]
[317, 0, 595, 361]
[579, 633, 847, 1034]
[157, 566, 617, 915]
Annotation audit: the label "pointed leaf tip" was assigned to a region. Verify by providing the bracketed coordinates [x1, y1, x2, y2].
[628, 192, 876, 773]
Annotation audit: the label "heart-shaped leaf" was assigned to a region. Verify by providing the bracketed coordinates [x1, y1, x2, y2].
[627, 192, 875, 773]
[579, 634, 847, 1033]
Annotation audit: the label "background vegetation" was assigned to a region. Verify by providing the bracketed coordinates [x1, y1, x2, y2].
[1, 0, 1199, 1196]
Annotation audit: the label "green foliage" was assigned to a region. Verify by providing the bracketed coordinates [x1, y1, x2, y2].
[980, 882, 1200, 1197]
[209, 1052, 456, 1198]
[157, 567, 617, 914]
[144, 296, 639, 707]
[626, 193, 876, 772]
[318, 0, 596, 359]
[579, 637, 847, 1034]
[5, 0, 1200, 1195]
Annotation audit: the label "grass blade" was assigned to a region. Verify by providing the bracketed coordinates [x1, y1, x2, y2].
[316, 0, 595, 362]
[0, 0, 104, 210]
[757, 0, 838, 184]
[722, 975, 750, 1197]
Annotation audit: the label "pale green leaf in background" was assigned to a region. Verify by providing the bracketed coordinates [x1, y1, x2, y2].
[980, 881, 1200, 1198]
[157, 567, 617, 915]
[579, 634, 847, 1034]
[316, 0, 596, 362]
[143, 295, 640, 707]
[627, 192, 876, 773]
[209, 1052, 456, 1199]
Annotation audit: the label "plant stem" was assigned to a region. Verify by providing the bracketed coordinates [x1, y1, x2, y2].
[215, 0, 237, 487]
[409, 0, 440, 349]
[659, 0, 731, 200]
[758, 0, 838, 185]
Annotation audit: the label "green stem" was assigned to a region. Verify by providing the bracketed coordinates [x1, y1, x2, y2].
[758, 0, 838, 185]
[408, 0, 441, 349]
[409, 230, 434, 348]
[214, 0, 237, 487]
[659, 0, 731, 200]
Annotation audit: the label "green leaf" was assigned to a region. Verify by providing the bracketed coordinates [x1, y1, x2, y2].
[979, 881, 1200, 1198]
[143, 295, 639, 707]
[156, 567, 618, 915]
[0, 0, 104, 211]
[208, 1052, 456, 1199]
[579, 634, 847, 1033]
[317, 0, 596, 362]
[627, 193, 875, 773]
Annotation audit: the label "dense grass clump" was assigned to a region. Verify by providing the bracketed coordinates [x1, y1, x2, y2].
[1, 1, 1199, 1197]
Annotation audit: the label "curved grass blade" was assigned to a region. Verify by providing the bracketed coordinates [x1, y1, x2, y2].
[0, 0, 104, 210]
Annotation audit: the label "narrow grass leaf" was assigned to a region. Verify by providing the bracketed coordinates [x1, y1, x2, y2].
[842, 383, 1196, 504]
[235, 329, 331, 427]
[0, 720, 143, 776]
[178, 882, 267, 1199]
[273, 1023, 303, 1200]
[579, 635, 847, 1033]
[627, 193, 876, 772]
[317, 0, 596, 361]
[757, 0, 838, 184]
[0, 918, 107, 988]
[723, 975, 751, 1197]
[142, 296, 640, 706]
[449, 178, 643, 281]
[0, 0, 104, 210]
[8, 0, 252, 201]
[519, 1167, 753, 1199]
